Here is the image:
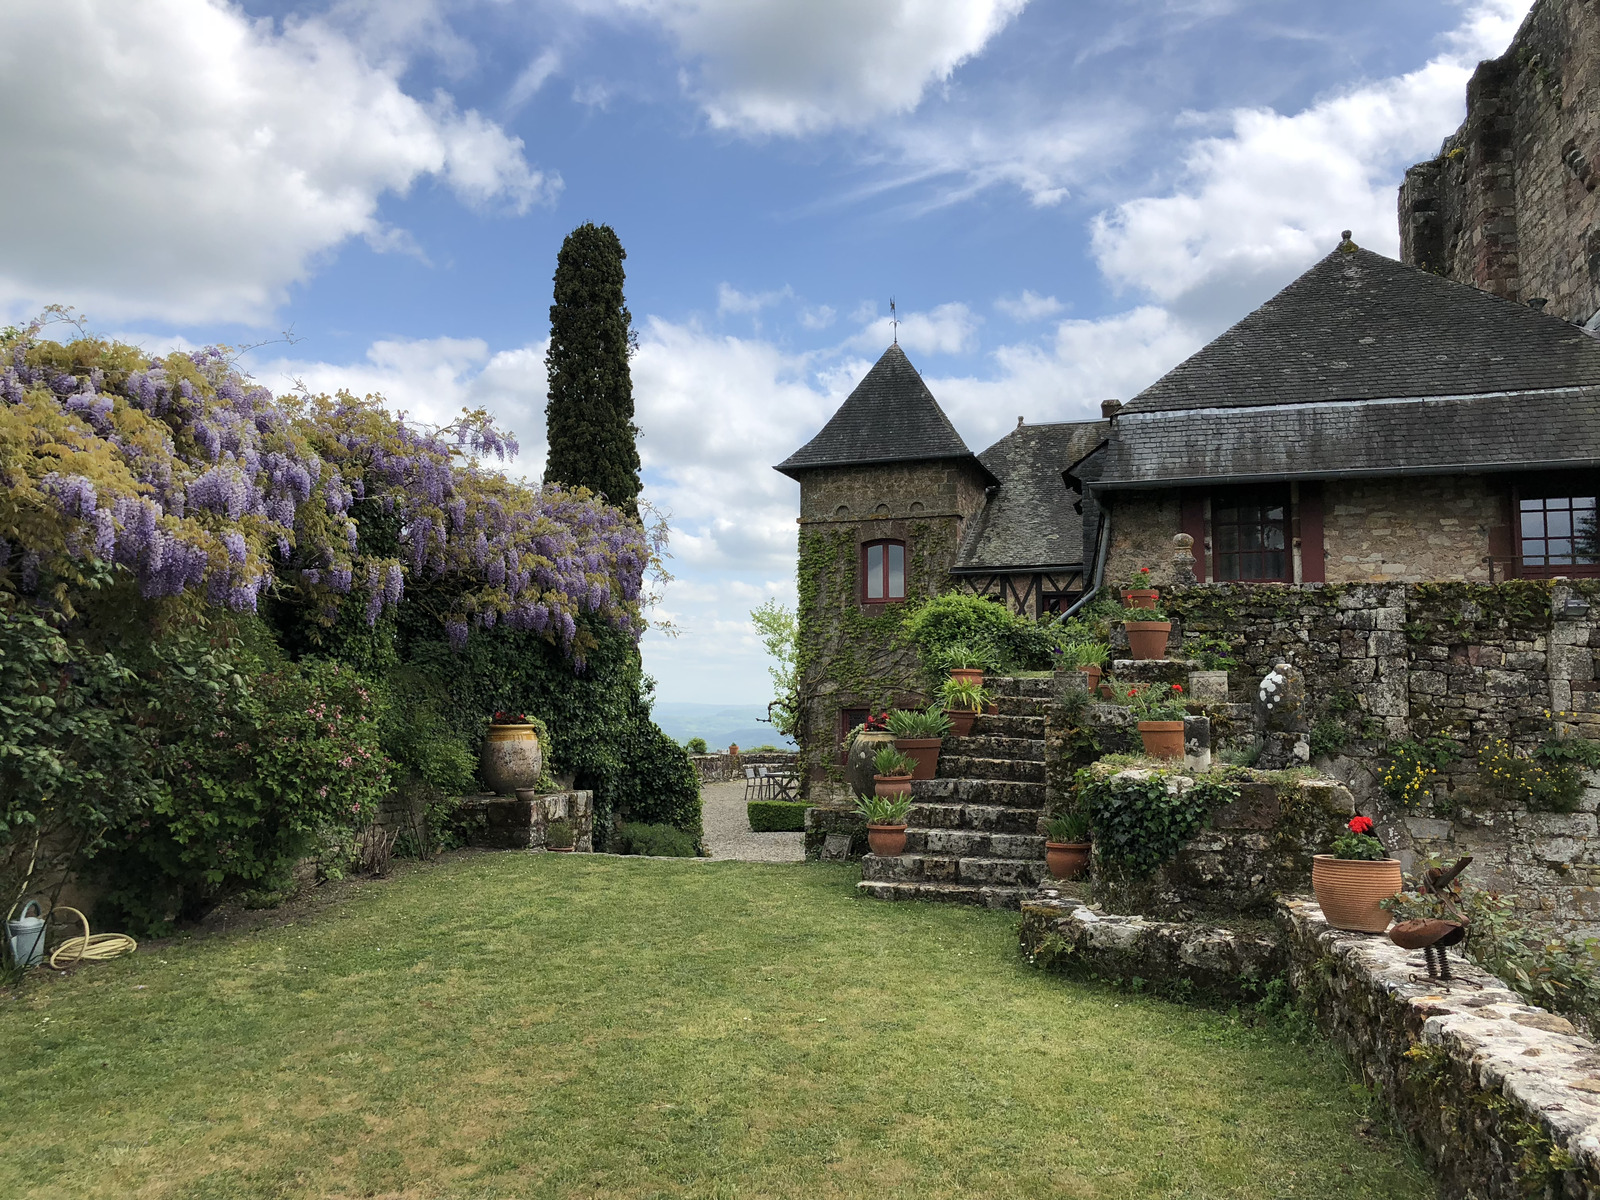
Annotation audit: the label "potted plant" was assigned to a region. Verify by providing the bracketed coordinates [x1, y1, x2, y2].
[1044, 810, 1092, 880]
[939, 643, 996, 689]
[545, 819, 576, 852]
[481, 711, 544, 796]
[940, 676, 989, 737]
[844, 711, 895, 799]
[854, 791, 913, 857]
[1123, 566, 1159, 610]
[873, 744, 917, 799]
[1120, 682, 1187, 759]
[888, 705, 952, 779]
[1060, 640, 1110, 696]
[1312, 816, 1403, 933]
[1124, 604, 1173, 660]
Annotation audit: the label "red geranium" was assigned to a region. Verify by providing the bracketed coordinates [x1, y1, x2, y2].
[1348, 815, 1374, 835]
[1172, 684, 1183, 694]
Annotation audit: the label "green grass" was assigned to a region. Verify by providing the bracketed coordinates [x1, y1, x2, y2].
[0, 856, 1427, 1199]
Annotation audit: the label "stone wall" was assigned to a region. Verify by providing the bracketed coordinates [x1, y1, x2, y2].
[1280, 898, 1600, 1200]
[1103, 488, 1183, 589]
[1400, 0, 1600, 326]
[455, 790, 595, 852]
[1162, 579, 1600, 933]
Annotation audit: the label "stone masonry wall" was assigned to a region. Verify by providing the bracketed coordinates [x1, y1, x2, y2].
[1400, 0, 1600, 325]
[1165, 580, 1600, 933]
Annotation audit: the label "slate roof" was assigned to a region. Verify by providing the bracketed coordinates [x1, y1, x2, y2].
[775, 343, 987, 479]
[1093, 389, 1600, 489]
[1124, 246, 1600, 414]
[953, 420, 1107, 571]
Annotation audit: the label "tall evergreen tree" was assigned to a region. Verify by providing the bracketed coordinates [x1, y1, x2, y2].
[544, 222, 642, 516]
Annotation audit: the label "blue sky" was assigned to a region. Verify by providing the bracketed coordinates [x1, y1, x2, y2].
[0, 0, 1532, 705]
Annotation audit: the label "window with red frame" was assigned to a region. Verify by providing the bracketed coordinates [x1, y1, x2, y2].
[1517, 490, 1599, 577]
[861, 539, 906, 602]
[1212, 486, 1291, 582]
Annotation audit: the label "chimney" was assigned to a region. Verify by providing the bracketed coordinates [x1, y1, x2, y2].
[1529, 298, 1549, 311]
[1101, 398, 1123, 419]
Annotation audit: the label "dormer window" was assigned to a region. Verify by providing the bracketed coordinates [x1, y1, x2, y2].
[862, 539, 906, 602]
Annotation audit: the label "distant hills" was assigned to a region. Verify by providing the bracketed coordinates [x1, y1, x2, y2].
[651, 701, 795, 752]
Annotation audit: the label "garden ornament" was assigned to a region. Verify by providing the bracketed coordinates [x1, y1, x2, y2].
[1388, 855, 1473, 981]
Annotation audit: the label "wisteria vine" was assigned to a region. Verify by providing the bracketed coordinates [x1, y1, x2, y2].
[0, 328, 654, 658]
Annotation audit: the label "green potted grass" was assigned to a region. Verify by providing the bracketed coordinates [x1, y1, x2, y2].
[1044, 810, 1091, 880]
[1060, 640, 1110, 696]
[939, 643, 994, 689]
[546, 819, 576, 852]
[887, 705, 952, 779]
[854, 791, 914, 857]
[872, 744, 917, 799]
[940, 676, 989, 738]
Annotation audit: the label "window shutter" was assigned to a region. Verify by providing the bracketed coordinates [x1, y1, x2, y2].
[1179, 492, 1207, 582]
[1298, 483, 1326, 583]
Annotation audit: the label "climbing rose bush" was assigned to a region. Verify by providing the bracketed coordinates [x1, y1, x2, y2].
[0, 326, 652, 656]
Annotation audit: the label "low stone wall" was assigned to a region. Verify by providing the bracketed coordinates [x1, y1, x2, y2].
[1020, 885, 1284, 1004]
[804, 805, 868, 861]
[455, 790, 595, 852]
[691, 751, 800, 785]
[1279, 898, 1600, 1200]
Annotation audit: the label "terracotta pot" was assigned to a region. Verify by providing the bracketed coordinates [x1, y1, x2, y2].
[946, 709, 977, 737]
[1125, 620, 1172, 660]
[846, 730, 895, 800]
[1045, 842, 1091, 880]
[1123, 588, 1159, 610]
[480, 723, 543, 796]
[895, 737, 942, 780]
[1312, 855, 1402, 933]
[1098, 682, 1116, 700]
[867, 823, 908, 857]
[1137, 720, 1185, 760]
[874, 774, 913, 799]
[949, 667, 986, 688]
[1077, 664, 1103, 694]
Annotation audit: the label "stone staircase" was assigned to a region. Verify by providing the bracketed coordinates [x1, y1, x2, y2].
[857, 676, 1050, 908]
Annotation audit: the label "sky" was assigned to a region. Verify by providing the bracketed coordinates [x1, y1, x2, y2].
[0, 0, 1535, 705]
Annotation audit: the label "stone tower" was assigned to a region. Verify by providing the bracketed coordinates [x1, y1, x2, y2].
[774, 343, 995, 798]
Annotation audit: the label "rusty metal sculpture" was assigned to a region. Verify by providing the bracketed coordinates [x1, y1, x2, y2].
[1388, 856, 1474, 980]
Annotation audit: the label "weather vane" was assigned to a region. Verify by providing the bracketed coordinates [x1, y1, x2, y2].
[889, 297, 898, 344]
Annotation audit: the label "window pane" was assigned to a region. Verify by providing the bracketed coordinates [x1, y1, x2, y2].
[1521, 497, 1543, 511]
[1264, 551, 1285, 577]
[1217, 525, 1238, 552]
[1217, 555, 1239, 581]
[887, 543, 905, 598]
[1241, 525, 1262, 551]
[1522, 512, 1545, 539]
[1549, 511, 1573, 537]
[1264, 525, 1286, 552]
[1265, 504, 1285, 521]
[1575, 496, 1597, 511]
[866, 544, 884, 599]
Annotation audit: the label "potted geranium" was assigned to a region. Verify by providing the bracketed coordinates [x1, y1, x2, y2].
[545, 819, 576, 853]
[854, 791, 913, 857]
[1123, 566, 1159, 610]
[1120, 682, 1187, 759]
[888, 705, 952, 780]
[1312, 816, 1403, 933]
[1044, 810, 1092, 880]
[482, 710, 544, 796]
[940, 676, 989, 737]
[873, 745, 917, 799]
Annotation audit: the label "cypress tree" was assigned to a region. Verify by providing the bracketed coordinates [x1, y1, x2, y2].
[544, 222, 642, 516]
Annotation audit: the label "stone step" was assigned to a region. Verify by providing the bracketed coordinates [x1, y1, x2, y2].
[905, 829, 1045, 858]
[908, 803, 1045, 835]
[855, 880, 1034, 909]
[943, 734, 1045, 762]
[995, 695, 1049, 717]
[970, 713, 1044, 740]
[861, 852, 1049, 888]
[911, 778, 1047, 808]
[938, 755, 1046, 783]
[989, 675, 1054, 698]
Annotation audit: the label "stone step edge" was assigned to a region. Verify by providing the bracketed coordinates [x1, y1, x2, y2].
[856, 880, 1032, 907]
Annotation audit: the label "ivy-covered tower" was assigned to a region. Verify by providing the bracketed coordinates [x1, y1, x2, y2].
[775, 343, 995, 798]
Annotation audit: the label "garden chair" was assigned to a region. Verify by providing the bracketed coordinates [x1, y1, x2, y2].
[743, 765, 760, 802]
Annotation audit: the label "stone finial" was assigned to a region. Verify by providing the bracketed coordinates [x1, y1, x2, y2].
[1172, 531, 1197, 586]
[1255, 662, 1309, 733]
[1339, 230, 1357, 253]
[1101, 398, 1122, 418]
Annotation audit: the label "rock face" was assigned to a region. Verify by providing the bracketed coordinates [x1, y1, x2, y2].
[1399, 0, 1600, 325]
[1279, 897, 1600, 1200]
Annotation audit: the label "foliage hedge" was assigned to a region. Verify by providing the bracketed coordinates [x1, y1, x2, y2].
[616, 822, 699, 857]
[747, 801, 808, 832]
[899, 592, 1064, 683]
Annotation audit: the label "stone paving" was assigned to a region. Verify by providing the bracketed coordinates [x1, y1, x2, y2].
[700, 780, 804, 863]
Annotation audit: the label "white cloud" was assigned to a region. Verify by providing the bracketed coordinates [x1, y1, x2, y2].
[507, 48, 563, 110]
[611, 0, 1029, 135]
[799, 305, 836, 330]
[849, 301, 981, 356]
[717, 282, 794, 316]
[0, 0, 557, 326]
[1089, 0, 1532, 311]
[994, 290, 1064, 321]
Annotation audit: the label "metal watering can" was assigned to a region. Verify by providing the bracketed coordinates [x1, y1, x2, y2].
[7, 900, 46, 968]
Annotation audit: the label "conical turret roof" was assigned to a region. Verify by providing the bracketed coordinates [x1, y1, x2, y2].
[775, 343, 984, 479]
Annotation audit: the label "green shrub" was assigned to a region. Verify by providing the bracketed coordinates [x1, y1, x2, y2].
[1308, 719, 1349, 759]
[685, 736, 708, 754]
[900, 592, 1063, 679]
[1479, 738, 1583, 813]
[1536, 734, 1600, 771]
[1380, 737, 1458, 811]
[853, 792, 912, 825]
[1077, 769, 1238, 877]
[747, 801, 808, 832]
[617, 822, 699, 857]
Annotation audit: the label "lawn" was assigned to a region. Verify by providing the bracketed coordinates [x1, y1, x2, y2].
[1, 855, 1428, 1200]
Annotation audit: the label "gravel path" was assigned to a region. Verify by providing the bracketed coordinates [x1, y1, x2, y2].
[700, 780, 805, 862]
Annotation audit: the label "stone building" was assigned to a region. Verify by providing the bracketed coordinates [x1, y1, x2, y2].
[1399, 0, 1600, 326]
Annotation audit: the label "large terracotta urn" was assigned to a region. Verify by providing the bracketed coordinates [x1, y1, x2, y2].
[846, 730, 895, 801]
[481, 723, 543, 795]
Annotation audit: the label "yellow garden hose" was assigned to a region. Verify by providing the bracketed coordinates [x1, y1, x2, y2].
[45, 906, 137, 968]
